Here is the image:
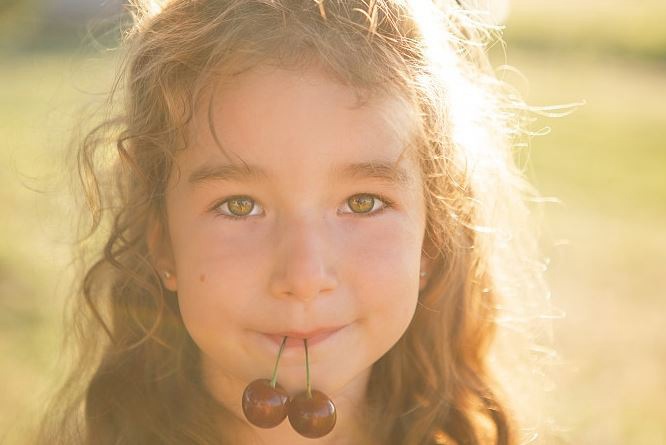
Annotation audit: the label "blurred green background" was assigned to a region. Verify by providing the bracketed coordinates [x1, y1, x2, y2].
[1, 0, 664, 444]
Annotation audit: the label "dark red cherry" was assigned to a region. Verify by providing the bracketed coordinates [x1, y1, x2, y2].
[241, 336, 289, 428]
[286, 338, 337, 438]
[288, 388, 337, 438]
[241, 378, 289, 428]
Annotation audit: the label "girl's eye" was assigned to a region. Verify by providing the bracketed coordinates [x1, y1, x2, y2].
[340, 193, 392, 217]
[210, 193, 393, 220]
[212, 196, 262, 219]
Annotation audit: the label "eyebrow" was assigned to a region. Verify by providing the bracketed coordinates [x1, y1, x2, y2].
[188, 159, 413, 187]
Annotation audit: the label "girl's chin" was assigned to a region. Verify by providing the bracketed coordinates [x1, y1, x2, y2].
[250, 363, 347, 398]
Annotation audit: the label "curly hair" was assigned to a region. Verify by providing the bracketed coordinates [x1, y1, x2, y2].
[34, 1, 553, 444]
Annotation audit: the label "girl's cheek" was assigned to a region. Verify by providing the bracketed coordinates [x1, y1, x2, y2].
[337, 212, 422, 255]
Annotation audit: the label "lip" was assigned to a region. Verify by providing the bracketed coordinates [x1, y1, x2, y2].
[262, 325, 346, 349]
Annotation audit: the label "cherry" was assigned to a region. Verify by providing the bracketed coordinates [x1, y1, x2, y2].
[287, 338, 337, 438]
[241, 336, 289, 428]
[288, 389, 337, 438]
[241, 379, 289, 428]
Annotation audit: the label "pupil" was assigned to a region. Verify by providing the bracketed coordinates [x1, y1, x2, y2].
[229, 198, 253, 216]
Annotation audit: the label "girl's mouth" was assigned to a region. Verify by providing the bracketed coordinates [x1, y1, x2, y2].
[262, 325, 347, 349]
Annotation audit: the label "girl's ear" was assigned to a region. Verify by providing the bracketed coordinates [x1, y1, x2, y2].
[419, 254, 433, 291]
[419, 231, 437, 291]
[147, 212, 178, 292]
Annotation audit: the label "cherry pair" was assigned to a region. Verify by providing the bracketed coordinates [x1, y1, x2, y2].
[241, 336, 337, 439]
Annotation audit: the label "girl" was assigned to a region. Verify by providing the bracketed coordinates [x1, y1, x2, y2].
[36, 0, 554, 444]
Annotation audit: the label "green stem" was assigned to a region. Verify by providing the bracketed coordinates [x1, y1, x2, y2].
[270, 336, 287, 388]
[304, 338, 312, 399]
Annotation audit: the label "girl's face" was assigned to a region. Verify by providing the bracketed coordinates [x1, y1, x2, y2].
[156, 63, 430, 428]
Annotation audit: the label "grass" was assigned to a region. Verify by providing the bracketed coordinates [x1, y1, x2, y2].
[0, 51, 117, 443]
[500, 49, 666, 444]
[504, 0, 666, 61]
[502, 50, 666, 221]
[1, 11, 665, 444]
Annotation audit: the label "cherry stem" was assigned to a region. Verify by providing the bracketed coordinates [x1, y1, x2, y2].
[304, 338, 312, 399]
[270, 336, 288, 388]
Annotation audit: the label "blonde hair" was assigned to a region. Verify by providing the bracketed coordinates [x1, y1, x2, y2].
[36, 1, 554, 444]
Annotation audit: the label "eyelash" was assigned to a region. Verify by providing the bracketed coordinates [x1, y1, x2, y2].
[209, 193, 395, 221]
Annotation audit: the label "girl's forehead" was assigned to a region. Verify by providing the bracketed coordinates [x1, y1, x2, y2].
[180, 63, 421, 180]
[192, 63, 416, 137]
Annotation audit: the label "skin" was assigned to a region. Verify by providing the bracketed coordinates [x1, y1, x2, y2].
[151, 63, 432, 444]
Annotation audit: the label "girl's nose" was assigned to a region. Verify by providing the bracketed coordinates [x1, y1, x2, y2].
[268, 216, 338, 303]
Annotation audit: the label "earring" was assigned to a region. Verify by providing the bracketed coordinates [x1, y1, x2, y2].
[420, 271, 427, 277]
[163, 270, 172, 279]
